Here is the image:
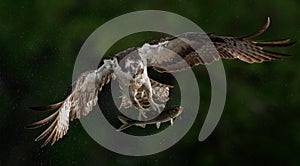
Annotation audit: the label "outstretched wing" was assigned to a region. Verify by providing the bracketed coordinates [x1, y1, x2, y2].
[139, 17, 295, 73]
[26, 61, 115, 147]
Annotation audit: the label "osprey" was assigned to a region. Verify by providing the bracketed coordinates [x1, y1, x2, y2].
[27, 17, 295, 147]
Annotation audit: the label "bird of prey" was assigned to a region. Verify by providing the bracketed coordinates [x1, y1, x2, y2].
[27, 17, 295, 147]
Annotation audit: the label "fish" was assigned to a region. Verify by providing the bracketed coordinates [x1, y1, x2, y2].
[117, 105, 183, 131]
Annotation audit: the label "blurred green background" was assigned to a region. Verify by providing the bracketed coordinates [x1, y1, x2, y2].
[1, 0, 300, 165]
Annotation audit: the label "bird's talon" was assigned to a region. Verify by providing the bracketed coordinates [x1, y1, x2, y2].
[138, 110, 148, 121]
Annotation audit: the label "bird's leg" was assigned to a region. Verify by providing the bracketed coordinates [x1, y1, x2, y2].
[119, 95, 132, 110]
[138, 109, 147, 121]
[129, 85, 149, 120]
[144, 80, 165, 113]
[118, 85, 132, 110]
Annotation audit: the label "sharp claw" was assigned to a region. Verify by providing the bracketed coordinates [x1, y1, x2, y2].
[170, 118, 174, 126]
[138, 110, 148, 121]
[119, 98, 132, 110]
[118, 103, 123, 110]
[155, 104, 165, 113]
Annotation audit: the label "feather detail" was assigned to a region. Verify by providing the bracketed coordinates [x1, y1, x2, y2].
[28, 61, 115, 147]
[25, 111, 59, 129]
[29, 101, 63, 111]
[253, 41, 296, 48]
[238, 17, 270, 39]
[35, 118, 58, 142]
[28, 17, 295, 148]
[144, 17, 295, 70]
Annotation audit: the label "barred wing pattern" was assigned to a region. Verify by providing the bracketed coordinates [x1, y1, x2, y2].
[26, 63, 114, 147]
[142, 17, 295, 73]
[28, 17, 295, 147]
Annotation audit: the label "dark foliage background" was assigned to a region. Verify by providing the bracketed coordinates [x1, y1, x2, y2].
[1, 0, 300, 165]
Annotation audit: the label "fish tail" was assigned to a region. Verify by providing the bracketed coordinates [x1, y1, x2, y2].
[117, 116, 133, 131]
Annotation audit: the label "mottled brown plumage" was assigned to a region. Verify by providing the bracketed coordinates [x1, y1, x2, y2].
[145, 17, 295, 73]
[27, 17, 295, 147]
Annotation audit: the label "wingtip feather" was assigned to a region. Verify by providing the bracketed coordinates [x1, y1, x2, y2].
[29, 101, 63, 111]
[25, 111, 59, 129]
[263, 49, 293, 57]
[238, 17, 271, 39]
[255, 41, 296, 48]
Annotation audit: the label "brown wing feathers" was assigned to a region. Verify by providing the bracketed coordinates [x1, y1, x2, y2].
[238, 17, 271, 40]
[26, 101, 67, 147]
[28, 101, 63, 111]
[148, 17, 295, 73]
[26, 102, 63, 147]
[27, 66, 114, 147]
[27, 17, 295, 147]
[210, 18, 295, 63]
[25, 109, 59, 129]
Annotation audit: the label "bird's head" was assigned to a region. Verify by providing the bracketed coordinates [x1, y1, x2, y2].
[125, 57, 145, 76]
